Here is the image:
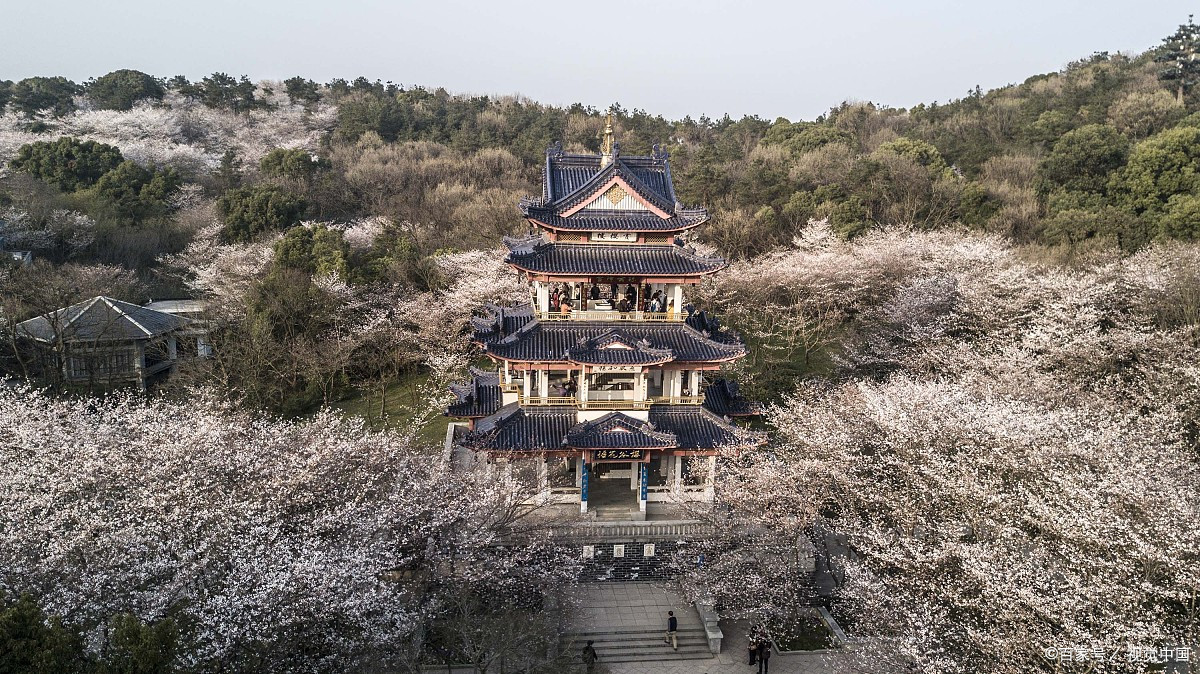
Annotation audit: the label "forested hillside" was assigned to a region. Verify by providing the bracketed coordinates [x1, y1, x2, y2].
[2, 22, 1200, 674]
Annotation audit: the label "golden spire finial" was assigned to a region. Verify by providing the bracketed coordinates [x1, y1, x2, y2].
[600, 109, 615, 166]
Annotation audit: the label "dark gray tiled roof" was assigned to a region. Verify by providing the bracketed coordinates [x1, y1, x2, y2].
[538, 150, 677, 208]
[483, 320, 746, 364]
[464, 404, 763, 452]
[504, 239, 725, 277]
[522, 209, 708, 232]
[567, 329, 675, 366]
[649, 405, 765, 450]
[17, 296, 187, 343]
[464, 403, 576, 451]
[565, 412, 676, 450]
[471, 303, 536, 345]
[446, 367, 501, 418]
[703, 379, 764, 417]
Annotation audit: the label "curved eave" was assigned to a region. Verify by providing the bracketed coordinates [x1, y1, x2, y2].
[504, 259, 728, 278]
[526, 214, 710, 235]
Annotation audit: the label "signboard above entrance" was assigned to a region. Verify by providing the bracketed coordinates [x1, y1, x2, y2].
[593, 449, 643, 461]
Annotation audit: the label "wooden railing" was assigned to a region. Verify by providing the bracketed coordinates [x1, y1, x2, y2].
[518, 395, 652, 410]
[648, 395, 705, 405]
[535, 309, 682, 322]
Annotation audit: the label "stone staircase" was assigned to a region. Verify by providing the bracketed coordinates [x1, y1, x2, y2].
[561, 581, 716, 666]
[561, 626, 713, 664]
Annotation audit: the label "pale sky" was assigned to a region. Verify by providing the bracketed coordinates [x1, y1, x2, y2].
[2, 0, 1195, 121]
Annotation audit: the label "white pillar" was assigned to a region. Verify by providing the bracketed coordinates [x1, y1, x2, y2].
[672, 284, 683, 315]
[539, 369, 549, 397]
[522, 371, 531, 398]
[630, 461, 639, 490]
[671, 370, 682, 398]
[536, 283, 550, 313]
[673, 456, 682, 493]
[537, 456, 548, 498]
[688, 370, 699, 397]
[580, 368, 589, 403]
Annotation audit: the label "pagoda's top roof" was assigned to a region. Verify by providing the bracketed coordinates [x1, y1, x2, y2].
[446, 366, 501, 418]
[519, 144, 707, 233]
[503, 236, 725, 278]
[462, 402, 763, 453]
[475, 310, 746, 365]
[565, 412, 676, 450]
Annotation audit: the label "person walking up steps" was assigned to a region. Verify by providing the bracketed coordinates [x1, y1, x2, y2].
[582, 639, 598, 673]
[663, 610, 678, 650]
[756, 638, 771, 673]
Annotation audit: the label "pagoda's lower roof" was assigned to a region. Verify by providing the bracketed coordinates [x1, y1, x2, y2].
[462, 403, 763, 453]
[504, 237, 725, 277]
[523, 208, 708, 232]
[480, 318, 746, 365]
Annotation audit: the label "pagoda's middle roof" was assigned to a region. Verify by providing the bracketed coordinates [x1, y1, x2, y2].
[473, 311, 746, 365]
[503, 236, 725, 277]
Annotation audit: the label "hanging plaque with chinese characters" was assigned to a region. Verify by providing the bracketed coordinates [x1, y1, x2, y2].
[593, 449, 643, 461]
[590, 231, 638, 242]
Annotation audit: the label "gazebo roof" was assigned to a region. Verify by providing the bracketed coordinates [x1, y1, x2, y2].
[17, 296, 187, 343]
[446, 367, 502, 419]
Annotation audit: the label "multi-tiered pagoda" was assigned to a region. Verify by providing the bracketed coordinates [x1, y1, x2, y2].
[448, 118, 761, 519]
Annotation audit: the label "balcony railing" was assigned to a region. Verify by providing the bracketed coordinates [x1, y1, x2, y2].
[535, 309, 682, 322]
[648, 395, 705, 405]
[518, 395, 653, 410]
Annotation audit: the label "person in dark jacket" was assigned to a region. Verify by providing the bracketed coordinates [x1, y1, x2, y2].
[756, 639, 771, 673]
[581, 639, 598, 673]
[663, 611, 678, 650]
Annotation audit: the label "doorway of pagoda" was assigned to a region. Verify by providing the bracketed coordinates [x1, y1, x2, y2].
[587, 461, 641, 520]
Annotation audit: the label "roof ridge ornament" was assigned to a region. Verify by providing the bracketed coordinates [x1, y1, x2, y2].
[600, 109, 615, 168]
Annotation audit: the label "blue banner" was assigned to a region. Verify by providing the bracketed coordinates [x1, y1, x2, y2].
[640, 463, 648, 501]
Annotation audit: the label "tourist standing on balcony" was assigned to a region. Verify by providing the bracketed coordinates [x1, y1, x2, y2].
[550, 294, 560, 313]
[590, 284, 600, 301]
[666, 300, 675, 318]
[618, 296, 632, 313]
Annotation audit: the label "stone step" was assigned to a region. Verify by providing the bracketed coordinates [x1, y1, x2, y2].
[565, 648, 714, 664]
[560, 628, 713, 663]
[562, 627, 706, 638]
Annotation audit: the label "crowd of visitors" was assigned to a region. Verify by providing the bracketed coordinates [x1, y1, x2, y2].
[545, 282, 675, 316]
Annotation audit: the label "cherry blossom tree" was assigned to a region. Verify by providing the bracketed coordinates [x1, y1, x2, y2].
[0, 386, 577, 672]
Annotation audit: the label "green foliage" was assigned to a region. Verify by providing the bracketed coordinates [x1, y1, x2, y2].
[10, 137, 124, 192]
[217, 184, 307, 242]
[875, 137, 947, 173]
[1040, 206, 1148, 250]
[0, 80, 11, 113]
[0, 594, 88, 673]
[272, 224, 349, 279]
[83, 161, 181, 225]
[98, 613, 177, 674]
[259, 148, 329, 181]
[1159, 193, 1200, 240]
[283, 77, 321, 108]
[9, 77, 79, 117]
[1155, 16, 1200, 101]
[86, 70, 164, 111]
[211, 150, 243, 195]
[1109, 125, 1200, 215]
[761, 119, 854, 155]
[197, 73, 264, 113]
[1039, 124, 1130, 194]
